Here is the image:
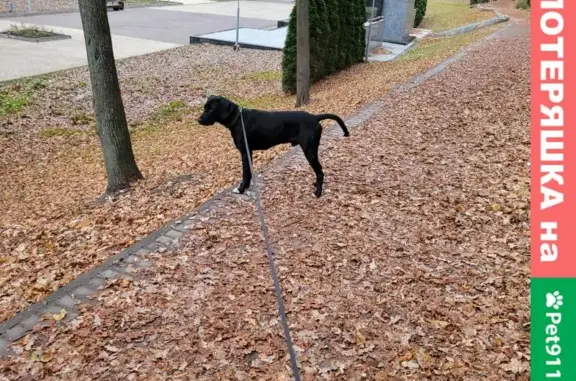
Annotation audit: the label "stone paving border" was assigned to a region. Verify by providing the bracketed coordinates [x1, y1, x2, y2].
[431, 7, 509, 37]
[0, 20, 512, 356]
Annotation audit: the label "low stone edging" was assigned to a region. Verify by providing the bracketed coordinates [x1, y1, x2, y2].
[0, 32, 71, 42]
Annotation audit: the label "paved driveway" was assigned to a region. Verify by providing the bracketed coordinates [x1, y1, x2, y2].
[152, 0, 294, 20]
[7, 7, 278, 45]
[0, 1, 291, 81]
[0, 19, 179, 82]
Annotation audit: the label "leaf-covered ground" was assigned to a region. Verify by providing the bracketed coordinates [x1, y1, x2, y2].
[421, 0, 495, 32]
[0, 19, 504, 321]
[1, 5, 530, 380]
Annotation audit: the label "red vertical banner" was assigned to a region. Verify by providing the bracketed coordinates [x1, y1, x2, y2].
[531, 0, 576, 278]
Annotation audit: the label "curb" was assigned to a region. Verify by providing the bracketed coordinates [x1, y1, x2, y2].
[189, 35, 282, 51]
[431, 8, 509, 37]
[0, 20, 513, 356]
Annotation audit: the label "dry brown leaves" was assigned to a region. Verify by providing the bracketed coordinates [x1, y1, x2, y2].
[421, 0, 495, 32]
[0, 13, 511, 323]
[0, 45, 283, 321]
[1, 10, 530, 380]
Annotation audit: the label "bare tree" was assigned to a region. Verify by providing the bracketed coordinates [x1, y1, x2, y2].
[295, 0, 310, 107]
[78, 0, 143, 193]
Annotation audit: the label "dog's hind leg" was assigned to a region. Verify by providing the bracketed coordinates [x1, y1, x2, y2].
[302, 132, 324, 198]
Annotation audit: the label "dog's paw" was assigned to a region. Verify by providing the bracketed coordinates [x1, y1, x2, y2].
[232, 187, 241, 194]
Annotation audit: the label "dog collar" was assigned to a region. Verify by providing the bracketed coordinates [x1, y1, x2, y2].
[225, 107, 241, 129]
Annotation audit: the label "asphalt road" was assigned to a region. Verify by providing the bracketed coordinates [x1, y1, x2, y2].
[9, 7, 278, 45]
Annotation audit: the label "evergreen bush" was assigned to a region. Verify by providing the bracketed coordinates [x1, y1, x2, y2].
[414, 0, 428, 28]
[281, 0, 366, 94]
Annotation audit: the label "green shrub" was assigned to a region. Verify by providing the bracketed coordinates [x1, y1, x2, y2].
[516, 0, 530, 9]
[281, 0, 366, 94]
[352, 0, 367, 63]
[324, 0, 340, 74]
[337, 0, 349, 70]
[310, 0, 329, 82]
[281, 6, 297, 93]
[414, 0, 428, 28]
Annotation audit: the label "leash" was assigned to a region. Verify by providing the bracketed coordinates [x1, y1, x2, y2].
[238, 108, 302, 381]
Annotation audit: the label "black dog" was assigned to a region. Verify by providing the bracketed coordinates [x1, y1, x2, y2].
[198, 95, 349, 197]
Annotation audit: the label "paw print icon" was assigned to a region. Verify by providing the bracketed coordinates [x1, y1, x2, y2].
[546, 291, 564, 310]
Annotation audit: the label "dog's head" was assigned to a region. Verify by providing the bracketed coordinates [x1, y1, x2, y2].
[198, 95, 237, 127]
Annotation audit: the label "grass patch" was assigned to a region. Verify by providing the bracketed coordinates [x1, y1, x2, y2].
[231, 95, 289, 110]
[135, 103, 201, 137]
[39, 127, 83, 138]
[30, 78, 46, 90]
[243, 71, 282, 82]
[133, 124, 163, 137]
[0, 77, 51, 116]
[400, 24, 500, 63]
[2, 24, 60, 38]
[160, 100, 186, 116]
[0, 91, 29, 116]
[420, 0, 493, 32]
[147, 100, 192, 125]
[70, 112, 94, 125]
[516, 0, 530, 9]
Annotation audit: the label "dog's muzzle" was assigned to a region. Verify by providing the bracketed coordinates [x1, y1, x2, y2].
[197, 114, 211, 126]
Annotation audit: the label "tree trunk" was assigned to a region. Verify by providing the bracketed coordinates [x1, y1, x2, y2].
[78, 0, 143, 194]
[295, 0, 310, 107]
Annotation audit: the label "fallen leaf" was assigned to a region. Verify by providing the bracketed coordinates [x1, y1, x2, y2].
[53, 309, 67, 321]
[431, 320, 450, 329]
[401, 359, 420, 370]
[40, 349, 54, 363]
[104, 345, 120, 353]
[30, 351, 40, 362]
[501, 358, 529, 374]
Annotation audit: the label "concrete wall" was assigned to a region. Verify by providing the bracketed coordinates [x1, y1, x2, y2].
[380, 0, 415, 44]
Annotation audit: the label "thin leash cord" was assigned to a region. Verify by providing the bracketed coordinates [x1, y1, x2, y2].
[239, 108, 302, 381]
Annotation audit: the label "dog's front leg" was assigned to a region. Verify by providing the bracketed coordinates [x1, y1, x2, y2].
[237, 150, 252, 194]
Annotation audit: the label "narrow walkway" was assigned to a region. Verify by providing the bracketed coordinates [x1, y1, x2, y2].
[0, 9, 530, 381]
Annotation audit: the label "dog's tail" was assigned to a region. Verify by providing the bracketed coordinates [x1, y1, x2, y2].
[315, 113, 350, 137]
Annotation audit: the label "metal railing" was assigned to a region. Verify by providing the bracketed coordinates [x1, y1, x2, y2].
[364, 15, 385, 61]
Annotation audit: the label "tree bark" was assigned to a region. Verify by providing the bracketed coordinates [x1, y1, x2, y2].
[295, 0, 310, 107]
[78, 0, 143, 194]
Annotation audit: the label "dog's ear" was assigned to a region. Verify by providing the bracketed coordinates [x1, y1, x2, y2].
[206, 95, 220, 103]
[220, 98, 235, 119]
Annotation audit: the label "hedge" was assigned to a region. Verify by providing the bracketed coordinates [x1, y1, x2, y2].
[281, 0, 366, 94]
[414, 0, 428, 28]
